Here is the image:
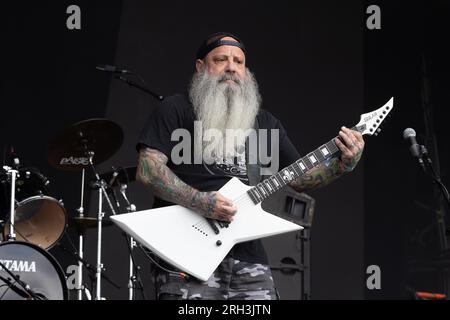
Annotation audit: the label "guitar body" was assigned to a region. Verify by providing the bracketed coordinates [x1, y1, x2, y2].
[111, 177, 302, 281]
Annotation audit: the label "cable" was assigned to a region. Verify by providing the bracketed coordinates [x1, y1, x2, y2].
[138, 244, 189, 280]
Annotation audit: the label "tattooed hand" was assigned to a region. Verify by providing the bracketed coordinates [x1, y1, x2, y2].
[192, 191, 237, 222]
[335, 126, 365, 172]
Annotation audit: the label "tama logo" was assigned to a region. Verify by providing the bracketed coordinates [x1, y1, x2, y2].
[0, 259, 36, 273]
[60, 157, 89, 165]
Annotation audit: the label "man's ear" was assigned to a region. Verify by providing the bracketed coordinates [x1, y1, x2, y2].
[195, 59, 204, 73]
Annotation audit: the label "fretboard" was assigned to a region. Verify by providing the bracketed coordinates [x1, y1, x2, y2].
[246, 125, 363, 204]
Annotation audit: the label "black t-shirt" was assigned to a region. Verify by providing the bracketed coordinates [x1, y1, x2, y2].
[137, 93, 300, 264]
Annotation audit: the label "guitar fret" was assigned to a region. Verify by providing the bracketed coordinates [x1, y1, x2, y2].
[297, 160, 307, 173]
[326, 140, 339, 153]
[291, 162, 301, 176]
[319, 144, 331, 158]
[275, 173, 286, 186]
[302, 157, 313, 170]
[272, 176, 281, 188]
[247, 189, 258, 204]
[257, 186, 266, 198]
[265, 180, 274, 193]
[263, 180, 273, 193]
[267, 178, 277, 190]
[313, 149, 325, 162]
[253, 187, 263, 201]
[307, 153, 319, 166]
[249, 188, 259, 204]
[249, 189, 257, 202]
[288, 165, 299, 179]
[259, 183, 269, 196]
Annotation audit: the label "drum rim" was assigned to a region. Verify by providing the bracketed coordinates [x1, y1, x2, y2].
[0, 240, 68, 300]
[17, 194, 65, 208]
[7, 195, 67, 250]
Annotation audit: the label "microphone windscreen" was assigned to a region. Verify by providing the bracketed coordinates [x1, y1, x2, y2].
[403, 128, 416, 140]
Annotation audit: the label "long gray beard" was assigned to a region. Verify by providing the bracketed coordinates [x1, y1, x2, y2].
[189, 67, 261, 163]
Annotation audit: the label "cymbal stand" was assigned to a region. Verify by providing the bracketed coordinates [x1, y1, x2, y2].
[118, 183, 144, 300]
[120, 184, 136, 300]
[85, 150, 117, 300]
[2, 166, 18, 241]
[75, 168, 86, 300]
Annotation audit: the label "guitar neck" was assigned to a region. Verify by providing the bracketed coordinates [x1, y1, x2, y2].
[247, 125, 364, 204]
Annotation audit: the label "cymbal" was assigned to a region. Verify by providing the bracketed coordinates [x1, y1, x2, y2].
[95, 166, 137, 188]
[69, 216, 114, 231]
[47, 118, 123, 171]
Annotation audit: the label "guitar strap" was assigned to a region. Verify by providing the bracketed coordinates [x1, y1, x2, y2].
[245, 117, 261, 186]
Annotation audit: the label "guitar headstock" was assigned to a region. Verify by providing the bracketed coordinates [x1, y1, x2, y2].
[355, 97, 394, 136]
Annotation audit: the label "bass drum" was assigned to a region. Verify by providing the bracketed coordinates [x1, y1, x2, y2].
[0, 241, 68, 300]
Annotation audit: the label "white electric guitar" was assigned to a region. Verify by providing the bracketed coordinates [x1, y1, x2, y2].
[111, 97, 394, 281]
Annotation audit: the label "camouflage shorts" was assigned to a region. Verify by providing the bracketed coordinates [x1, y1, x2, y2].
[153, 257, 277, 300]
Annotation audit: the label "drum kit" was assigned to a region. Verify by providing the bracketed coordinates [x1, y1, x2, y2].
[0, 118, 141, 300]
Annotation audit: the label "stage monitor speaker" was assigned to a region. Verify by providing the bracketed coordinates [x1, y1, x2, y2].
[261, 186, 315, 300]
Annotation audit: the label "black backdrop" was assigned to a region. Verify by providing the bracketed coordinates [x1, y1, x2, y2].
[1, 0, 449, 300]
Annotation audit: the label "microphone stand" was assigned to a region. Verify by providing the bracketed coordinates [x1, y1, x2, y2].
[115, 75, 164, 101]
[421, 146, 450, 204]
[416, 54, 450, 296]
[96, 64, 163, 101]
[419, 145, 450, 252]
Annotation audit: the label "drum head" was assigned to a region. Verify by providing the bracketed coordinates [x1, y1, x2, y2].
[3, 196, 66, 250]
[0, 241, 68, 300]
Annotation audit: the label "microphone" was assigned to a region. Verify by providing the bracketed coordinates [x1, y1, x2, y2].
[96, 64, 130, 74]
[403, 128, 425, 171]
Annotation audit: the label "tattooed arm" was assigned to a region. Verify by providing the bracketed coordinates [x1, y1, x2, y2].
[289, 127, 364, 193]
[136, 147, 236, 221]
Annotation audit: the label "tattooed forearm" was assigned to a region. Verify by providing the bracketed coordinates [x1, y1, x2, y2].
[289, 157, 348, 193]
[339, 149, 363, 172]
[136, 148, 216, 217]
[191, 191, 216, 218]
[137, 147, 195, 207]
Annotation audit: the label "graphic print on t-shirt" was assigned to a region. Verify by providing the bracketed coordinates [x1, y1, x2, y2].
[203, 146, 248, 182]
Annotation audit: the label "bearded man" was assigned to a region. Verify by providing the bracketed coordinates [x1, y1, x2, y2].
[136, 32, 364, 300]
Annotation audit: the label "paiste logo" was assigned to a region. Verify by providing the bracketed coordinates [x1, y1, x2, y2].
[59, 157, 89, 165]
